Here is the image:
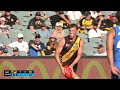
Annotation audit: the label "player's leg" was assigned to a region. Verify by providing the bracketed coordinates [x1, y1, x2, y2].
[71, 63, 80, 79]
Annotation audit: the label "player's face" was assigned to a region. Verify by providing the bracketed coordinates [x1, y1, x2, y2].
[69, 27, 77, 39]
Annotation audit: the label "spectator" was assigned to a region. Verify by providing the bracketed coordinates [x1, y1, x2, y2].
[28, 11, 45, 33]
[88, 23, 105, 40]
[0, 17, 9, 37]
[45, 11, 71, 29]
[94, 44, 107, 56]
[107, 11, 114, 21]
[2, 11, 22, 27]
[8, 33, 29, 53]
[77, 11, 95, 34]
[52, 22, 64, 40]
[36, 23, 50, 39]
[0, 46, 11, 56]
[97, 12, 113, 31]
[67, 11, 83, 21]
[28, 34, 45, 56]
[12, 47, 20, 56]
[43, 34, 58, 55]
[111, 12, 119, 28]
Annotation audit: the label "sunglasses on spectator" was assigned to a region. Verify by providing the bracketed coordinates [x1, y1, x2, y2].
[13, 50, 18, 52]
[18, 37, 23, 39]
[35, 37, 40, 38]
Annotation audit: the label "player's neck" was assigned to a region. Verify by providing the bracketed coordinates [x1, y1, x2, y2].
[70, 35, 77, 41]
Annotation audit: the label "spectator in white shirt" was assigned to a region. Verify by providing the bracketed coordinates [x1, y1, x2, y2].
[8, 33, 29, 53]
[88, 23, 105, 40]
[67, 11, 83, 21]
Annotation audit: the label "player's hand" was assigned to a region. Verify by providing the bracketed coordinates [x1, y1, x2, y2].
[69, 65, 73, 73]
[61, 66, 66, 75]
[111, 66, 120, 76]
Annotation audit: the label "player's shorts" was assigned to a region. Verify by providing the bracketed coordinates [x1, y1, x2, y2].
[111, 72, 119, 79]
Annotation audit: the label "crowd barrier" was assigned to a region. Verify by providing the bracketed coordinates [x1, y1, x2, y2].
[0, 56, 111, 79]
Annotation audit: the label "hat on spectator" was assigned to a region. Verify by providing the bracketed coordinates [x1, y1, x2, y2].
[97, 12, 105, 17]
[0, 17, 6, 22]
[41, 23, 46, 27]
[56, 22, 63, 27]
[17, 33, 24, 38]
[35, 12, 41, 16]
[35, 34, 41, 38]
[3, 48, 8, 53]
[13, 47, 19, 52]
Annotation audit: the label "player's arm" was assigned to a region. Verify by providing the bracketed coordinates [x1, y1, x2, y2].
[106, 29, 115, 67]
[107, 28, 120, 76]
[106, 28, 120, 76]
[70, 39, 84, 67]
[107, 28, 115, 68]
[55, 38, 65, 69]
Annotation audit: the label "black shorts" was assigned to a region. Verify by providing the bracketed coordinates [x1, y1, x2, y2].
[111, 72, 119, 79]
[62, 60, 78, 73]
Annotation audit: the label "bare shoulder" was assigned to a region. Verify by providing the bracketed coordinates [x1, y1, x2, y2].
[79, 38, 84, 46]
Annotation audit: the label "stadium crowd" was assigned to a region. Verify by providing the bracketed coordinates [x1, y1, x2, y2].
[0, 11, 117, 56]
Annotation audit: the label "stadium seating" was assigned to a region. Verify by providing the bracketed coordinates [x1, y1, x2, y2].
[0, 11, 111, 56]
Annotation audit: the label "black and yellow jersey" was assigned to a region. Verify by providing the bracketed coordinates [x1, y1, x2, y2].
[79, 17, 95, 27]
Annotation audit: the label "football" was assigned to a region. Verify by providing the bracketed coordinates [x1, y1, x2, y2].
[64, 65, 72, 79]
